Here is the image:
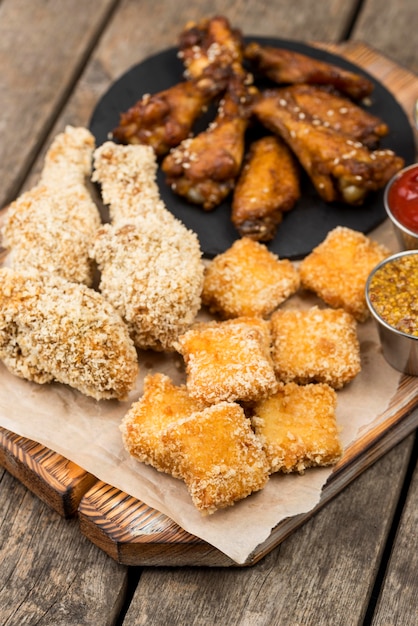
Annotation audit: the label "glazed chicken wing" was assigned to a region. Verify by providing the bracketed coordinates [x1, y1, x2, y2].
[162, 73, 256, 210]
[112, 79, 221, 157]
[274, 84, 388, 148]
[245, 42, 374, 100]
[178, 15, 244, 83]
[252, 90, 404, 205]
[231, 135, 300, 241]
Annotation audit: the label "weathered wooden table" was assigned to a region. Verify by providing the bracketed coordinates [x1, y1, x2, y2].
[1, 1, 417, 624]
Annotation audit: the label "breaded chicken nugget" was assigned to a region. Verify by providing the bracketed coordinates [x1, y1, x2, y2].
[120, 373, 206, 473]
[161, 401, 269, 514]
[92, 142, 168, 223]
[0, 268, 138, 400]
[299, 226, 390, 321]
[270, 306, 361, 389]
[175, 317, 278, 404]
[252, 381, 342, 473]
[90, 213, 204, 351]
[202, 237, 300, 318]
[1, 127, 101, 286]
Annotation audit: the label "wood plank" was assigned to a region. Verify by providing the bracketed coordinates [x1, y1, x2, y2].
[0, 470, 128, 626]
[78, 482, 234, 567]
[121, 436, 415, 626]
[0, 0, 118, 210]
[372, 439, 418, 625]
[352, 0, 418, 74]
[0, 427, 97, 517]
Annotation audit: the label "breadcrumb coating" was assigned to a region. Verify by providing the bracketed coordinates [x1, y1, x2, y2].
[90, 214, 204, 351]
[40, 125, 96, 187]
[120, 372, 206, 473]
[202, 237, 300, 318]
[92, 141, 168, 223]
[1, 126, 101, 286]
[270, 306, 361, 389]
[175, 317, 278, 403]
[0, 268, 139, 400]
[299, 226, 390, 322]
[252, 382, 342, 473]
[161, 401, 270, 515]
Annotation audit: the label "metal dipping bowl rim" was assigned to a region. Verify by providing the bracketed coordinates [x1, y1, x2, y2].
[365, 249, 418, 342]
[384, 162, 418, 240]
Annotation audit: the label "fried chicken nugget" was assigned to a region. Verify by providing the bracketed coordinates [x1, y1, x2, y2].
[120, 373, 206, 474]
[202, 237, 300, 318]
[1, 126, 101, 286]
[161, 401, 269, 515]
[245, 42, 374, 100]
[175, 317, 278, 404]
[231, 135, 301, 241]
[299, 226, 391, 321]
[0, 268, 138, 400]
[270, 306, 361, 389]
[252, 382, 342, 473]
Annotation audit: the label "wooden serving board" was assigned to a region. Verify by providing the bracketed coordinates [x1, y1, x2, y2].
[1, 42, 418, 567]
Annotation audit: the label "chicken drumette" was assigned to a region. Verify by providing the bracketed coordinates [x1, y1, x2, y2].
[178, 15, 245, 83]
[231, 135, 301, 241]
[112, 79, 223, 157]
[245, 42, 374, 100]
[161, 73, 257, 210]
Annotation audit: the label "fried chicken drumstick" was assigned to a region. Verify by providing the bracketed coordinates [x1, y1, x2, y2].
[162, 72, 257, 210]
[231, 135, 300, 241]
[252, 90, 404, 205]
[245, 42, 374, 100]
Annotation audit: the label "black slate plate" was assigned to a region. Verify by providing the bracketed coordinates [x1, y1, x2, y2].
[89, 37, 416, 259]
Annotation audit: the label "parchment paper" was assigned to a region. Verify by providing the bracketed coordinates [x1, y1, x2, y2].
[0, 222, 406, 564]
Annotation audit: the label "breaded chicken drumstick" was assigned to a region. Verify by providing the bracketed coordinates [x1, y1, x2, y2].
[90, 142, 205, 351]
[1, 126, 101, 286]
[0, 268, 139, 400]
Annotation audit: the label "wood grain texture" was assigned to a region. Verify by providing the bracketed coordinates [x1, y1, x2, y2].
[0, 470, 128, 626]
[352, 0, 418, 74]
[121, 437, 415, 626]
[78, 482, 235, 567]
[0, 0, 118, 209]
[0, 427, 97, 517]
[372, 442, 418, 626]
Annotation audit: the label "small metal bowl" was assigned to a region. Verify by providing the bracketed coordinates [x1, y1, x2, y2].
[384, 163, 418, 250]
[365, 250, 418, 376]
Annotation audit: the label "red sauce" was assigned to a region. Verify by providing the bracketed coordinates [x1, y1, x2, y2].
[387, 165, 418, 233]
